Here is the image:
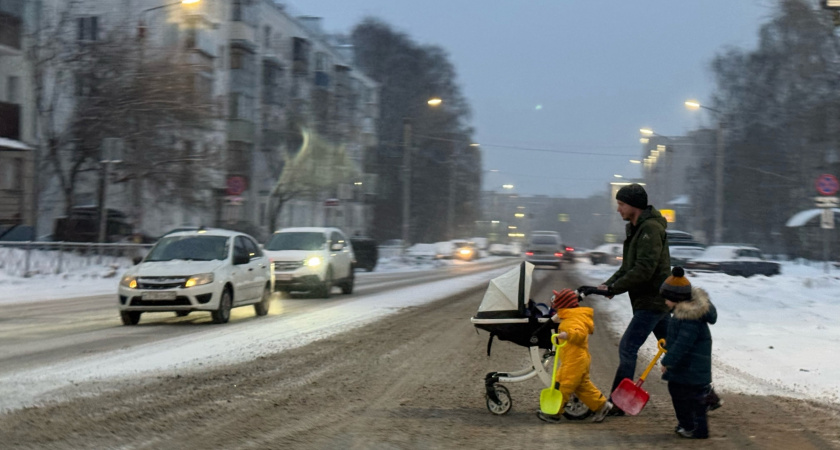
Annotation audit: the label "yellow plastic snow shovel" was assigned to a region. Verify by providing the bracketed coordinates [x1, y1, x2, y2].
[611, 339, 667, 415]
[539, 334, 568, 415]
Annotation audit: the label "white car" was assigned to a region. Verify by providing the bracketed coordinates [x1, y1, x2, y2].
[263, 227, 355, 298]
[118, 228, 274, 325]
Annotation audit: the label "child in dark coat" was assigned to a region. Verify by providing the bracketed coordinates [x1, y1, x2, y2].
[659, 267, 717, 440]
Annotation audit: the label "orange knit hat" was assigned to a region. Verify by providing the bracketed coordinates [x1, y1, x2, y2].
[552, 289, 579, 310]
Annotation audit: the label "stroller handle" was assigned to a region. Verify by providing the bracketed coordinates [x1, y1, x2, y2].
[576, 285, 611, 298]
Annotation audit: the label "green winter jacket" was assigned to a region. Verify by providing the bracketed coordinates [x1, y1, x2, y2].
[605, 206, 671, 313]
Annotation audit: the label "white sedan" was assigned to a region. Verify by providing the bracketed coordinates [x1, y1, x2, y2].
[117, 228, 273, 325]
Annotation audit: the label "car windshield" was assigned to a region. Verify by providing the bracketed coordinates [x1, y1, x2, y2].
[145, 235, 229, 262]
[265, 232, 326, 251]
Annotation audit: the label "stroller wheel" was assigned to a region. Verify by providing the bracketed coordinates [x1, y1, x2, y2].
[562, 394, 592, 420]
[485, 384, 512, 415]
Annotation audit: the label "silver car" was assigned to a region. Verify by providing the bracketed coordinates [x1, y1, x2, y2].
[524, 232, 563, 269]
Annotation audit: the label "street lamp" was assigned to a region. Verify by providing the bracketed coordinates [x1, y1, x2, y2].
[685, 99, 725, 243]
[138, 0, 201, 39]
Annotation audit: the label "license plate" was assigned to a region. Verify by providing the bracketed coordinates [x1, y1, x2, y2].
[142, 291, 177, 301]
[276, 273, 293, 281]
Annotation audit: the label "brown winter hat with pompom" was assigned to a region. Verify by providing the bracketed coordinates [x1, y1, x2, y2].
[660, 266, 692, 302]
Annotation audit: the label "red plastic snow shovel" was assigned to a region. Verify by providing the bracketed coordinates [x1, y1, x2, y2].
[611, 339, 667, 415]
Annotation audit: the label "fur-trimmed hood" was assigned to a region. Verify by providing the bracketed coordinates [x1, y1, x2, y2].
[671, 286, 717, 324]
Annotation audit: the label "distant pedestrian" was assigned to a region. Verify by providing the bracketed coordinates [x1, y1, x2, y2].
[659, 267, 717, 440]
[536, 289, 613, 424]
[597, 183, 672, 416]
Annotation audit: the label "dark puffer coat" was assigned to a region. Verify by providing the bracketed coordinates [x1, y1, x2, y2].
[661, 286, 717, 386]
[605, 206, 671, 313]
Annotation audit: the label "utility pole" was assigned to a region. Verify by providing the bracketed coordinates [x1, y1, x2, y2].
[402, 118, 411, 255]
[98, 138, 123, 245]
[447, 141, 455, 240]
[713, 120, 725, 244]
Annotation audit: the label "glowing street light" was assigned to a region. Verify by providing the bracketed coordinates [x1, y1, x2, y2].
[629, 159, 641, 164]
[685, 98, 725, 243]
[502, 184, 514, 190]
[639, 128, 654, 136]
[427, 97, 442, 107]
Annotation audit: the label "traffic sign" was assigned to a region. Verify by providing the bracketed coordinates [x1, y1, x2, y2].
[226, 176, 247, 196]
[815, 196, 840, 208]
[815, 174, 839, 195]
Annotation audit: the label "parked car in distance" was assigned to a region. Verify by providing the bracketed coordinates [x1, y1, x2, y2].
[669, 245, 706, 267]
[684, 245, 781, 277]
[524, 232, 563, 269]
[263, 227, 355, 298]
[488, 242, 522, 256]
[589, 243, 623, 265]
[350, 236, 378, 272]
[117, 228, 273, 325]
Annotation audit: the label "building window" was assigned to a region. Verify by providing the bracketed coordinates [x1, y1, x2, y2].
[6, 76, 19, 103]
[77, 16, 98, 41]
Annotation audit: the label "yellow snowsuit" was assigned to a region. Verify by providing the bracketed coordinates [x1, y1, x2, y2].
[554, 306, 609, 413]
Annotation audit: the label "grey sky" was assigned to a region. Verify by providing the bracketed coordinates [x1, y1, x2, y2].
[290, 0, 775, 198]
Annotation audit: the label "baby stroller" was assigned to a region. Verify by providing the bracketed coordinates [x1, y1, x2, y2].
[470, 261, 607, 418]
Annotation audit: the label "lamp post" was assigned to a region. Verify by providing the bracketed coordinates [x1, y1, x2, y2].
[138, 0, 200, 39]
[401, 117, 411, 256]
[685, 100, 725, 244]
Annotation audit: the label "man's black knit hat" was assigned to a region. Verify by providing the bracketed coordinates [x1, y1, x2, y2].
[616, 183, 648, 209]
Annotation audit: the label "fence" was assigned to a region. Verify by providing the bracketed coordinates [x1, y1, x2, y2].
[0, 241, 154, 278]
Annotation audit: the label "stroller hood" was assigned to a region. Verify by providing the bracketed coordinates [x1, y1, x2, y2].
[476, 262, 534, 318]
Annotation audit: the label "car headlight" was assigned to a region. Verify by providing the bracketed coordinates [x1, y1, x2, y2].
[459, 249, 472, 256]
[306, 256, 322, 267]
[120, 275, 138, 289]
[185, 273, 214, 288]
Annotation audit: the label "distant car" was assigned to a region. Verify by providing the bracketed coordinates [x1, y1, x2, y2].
[488, 242, 522, 257]
[263, 227, 355, 298]
[562, 245, 576, 263]
[350, 236, 378, 272]
[117, 228, 273, 325]
[684, 245, 781, 277]
[452, 240, 479, 261]
[524, 232, 563, 268]
[669, 244, 706, 267]
[589, 243, 623, 265]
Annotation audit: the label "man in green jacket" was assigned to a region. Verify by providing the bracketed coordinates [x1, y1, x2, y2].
[598, 183, 671, 415]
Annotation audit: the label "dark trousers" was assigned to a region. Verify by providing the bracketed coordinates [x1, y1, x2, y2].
[610, 309, 670, 394]
[668, 381, 709, 438]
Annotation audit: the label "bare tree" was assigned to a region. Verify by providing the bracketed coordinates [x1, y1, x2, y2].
[266, 127, 359, 231]
[29, 2, 220, 238]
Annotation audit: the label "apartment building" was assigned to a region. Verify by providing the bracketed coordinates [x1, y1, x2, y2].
[0, 0, 35, 232]
[21, 0, 378, 240]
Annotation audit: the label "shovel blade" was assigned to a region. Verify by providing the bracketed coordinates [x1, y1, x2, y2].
[539, 388, 564, 415]
[610, 378, 650, 415]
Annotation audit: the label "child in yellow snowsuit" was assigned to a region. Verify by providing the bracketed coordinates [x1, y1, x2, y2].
[537, 288, 613, 423]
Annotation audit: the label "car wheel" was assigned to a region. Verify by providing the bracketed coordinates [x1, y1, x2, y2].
[254, 284, 271, 316]
[212, 288, 232, 324]
[315, 268, 333, 299]
[341, 270, 355, 295]
[120, 311, 141, 326]
[176, 311, 190, 317]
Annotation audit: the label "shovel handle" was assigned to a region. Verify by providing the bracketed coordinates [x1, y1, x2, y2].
[638, 339, 667, 383]
[549, 334, 567, 386]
